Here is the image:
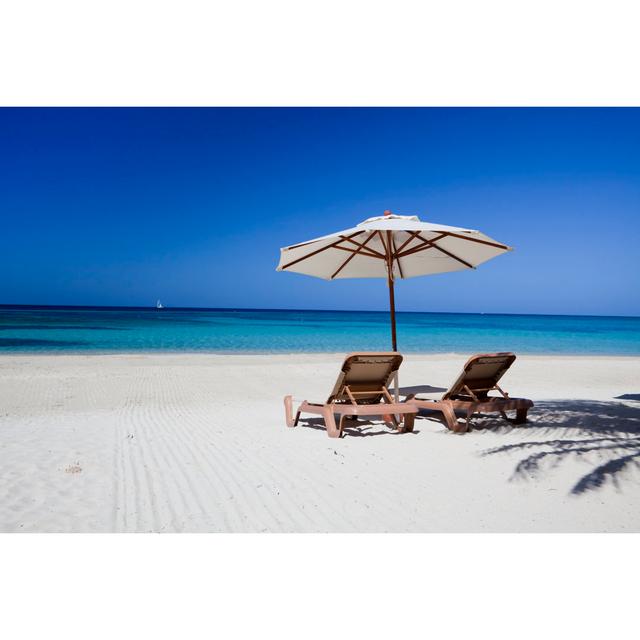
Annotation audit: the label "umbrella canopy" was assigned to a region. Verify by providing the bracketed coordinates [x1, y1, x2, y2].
[276, 210, 512, 350]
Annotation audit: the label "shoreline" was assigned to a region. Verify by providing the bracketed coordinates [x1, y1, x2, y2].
[1, 351, 639, 359]
[3, 303, 639, 319]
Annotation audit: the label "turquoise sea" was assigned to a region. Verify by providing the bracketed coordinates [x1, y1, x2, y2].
[0, 306, 639, 355]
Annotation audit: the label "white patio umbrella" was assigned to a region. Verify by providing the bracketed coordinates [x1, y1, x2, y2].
[276, 210, 512, 356]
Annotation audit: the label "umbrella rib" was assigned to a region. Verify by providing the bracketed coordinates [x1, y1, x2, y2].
[440, 231, 510, 250]
[378, 230, 398, 280]
[396, 233, 447, 258]
[334, 245, 381, 260]
[280, 231, 364, 270]
[373, 231, 388, 259]
[330, 232, 377, 279]
[391, 235, 404, 279]
[394, 230, 422, 255]
[281, 224, 503, 273]
[429, 238, 475, 269]
[377, 230, 390, 260]
[396, 233, 475, 269]
[337, 235, 386, 259]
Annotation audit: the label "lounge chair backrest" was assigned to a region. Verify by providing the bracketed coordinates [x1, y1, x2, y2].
[327, 352, 403, 404]
[443, 352, 516, 400]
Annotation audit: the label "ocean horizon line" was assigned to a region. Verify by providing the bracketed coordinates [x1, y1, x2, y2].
[1, 304, 638, 321]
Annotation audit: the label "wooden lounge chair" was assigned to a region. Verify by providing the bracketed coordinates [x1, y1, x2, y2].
[405, 352, 533, 433]
[284, 352, 418, 438]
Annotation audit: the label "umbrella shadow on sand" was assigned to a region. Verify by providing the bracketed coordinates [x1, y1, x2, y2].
[298, 416, 421, 438]
[398, 384, 447, 396]
[476, 398, 640, 495]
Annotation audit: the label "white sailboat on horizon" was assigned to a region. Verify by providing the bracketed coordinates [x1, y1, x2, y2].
[156, 299, 164, 309]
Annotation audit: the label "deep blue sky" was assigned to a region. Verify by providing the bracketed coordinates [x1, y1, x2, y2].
[1, 108, 638, 315]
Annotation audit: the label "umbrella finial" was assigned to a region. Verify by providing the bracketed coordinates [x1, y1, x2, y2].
[383, 209, 392, 216]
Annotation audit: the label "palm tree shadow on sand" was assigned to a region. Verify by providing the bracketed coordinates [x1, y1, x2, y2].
[478, 398, 640, 495]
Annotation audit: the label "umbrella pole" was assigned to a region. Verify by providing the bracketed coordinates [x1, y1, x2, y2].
[388, 275, 397, 352]
[385, 227, 398, 352]
[385, 227, 400, 403]
[387, 275, 400, 403]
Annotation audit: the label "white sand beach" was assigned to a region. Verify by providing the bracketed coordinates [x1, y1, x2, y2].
[0, 353, 639, 533]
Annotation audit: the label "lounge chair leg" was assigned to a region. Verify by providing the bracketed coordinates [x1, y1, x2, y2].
[441, 404, 466, 433]
[284, 395, 296, 428]
[514, 408, 529, 424]
[500, 407, 530, 425]
[322, 406, 340, 438]
[338, 414, 349, 437]
[398, 413, 415, 433]
[382, 413, 399, 430]
[465, 409, 474, 432]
